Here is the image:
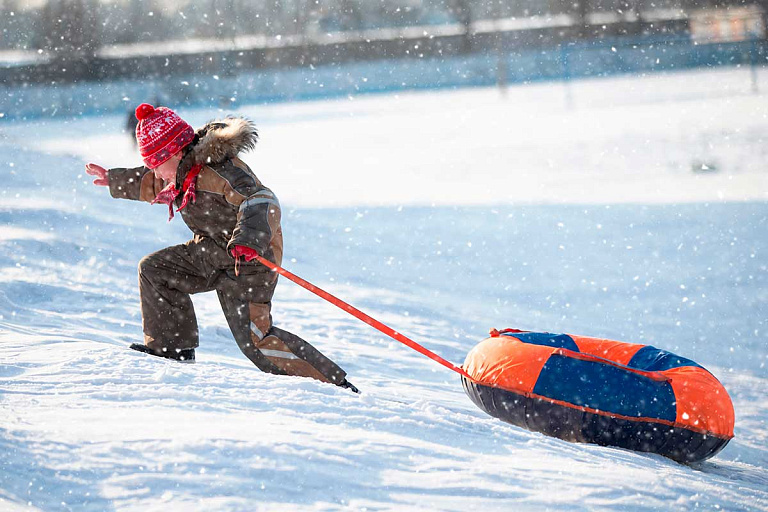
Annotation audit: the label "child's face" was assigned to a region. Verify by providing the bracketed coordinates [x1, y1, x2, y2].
[153, 152, 182, 183]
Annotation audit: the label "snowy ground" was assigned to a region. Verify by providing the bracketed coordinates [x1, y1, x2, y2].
[0, 67, 767, 511]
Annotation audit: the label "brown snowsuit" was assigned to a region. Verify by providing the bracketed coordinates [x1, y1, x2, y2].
[108, 117, 347, 385]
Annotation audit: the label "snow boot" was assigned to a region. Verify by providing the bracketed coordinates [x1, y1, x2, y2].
[339, 378, 360, 394]
[129, 343, 195, 362]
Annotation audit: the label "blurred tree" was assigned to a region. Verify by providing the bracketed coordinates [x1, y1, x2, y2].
[38, 0, 100, 57]
[129, 0, 151, 41]
[0, 0, 18, 50]
[574, 0, 590, 37]
[750, 0, 768, 41]
[338, 0, 364, 31]
[238, 0, 268, 35]
[447, 0, 473, 52]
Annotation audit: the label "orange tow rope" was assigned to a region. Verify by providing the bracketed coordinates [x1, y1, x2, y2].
[251, 254, 470, 378]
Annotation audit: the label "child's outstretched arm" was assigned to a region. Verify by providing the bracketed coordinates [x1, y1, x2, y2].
[86, 162, 163, 202]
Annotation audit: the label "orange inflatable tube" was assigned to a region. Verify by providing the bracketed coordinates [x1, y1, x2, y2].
[462, 328, 734, 463]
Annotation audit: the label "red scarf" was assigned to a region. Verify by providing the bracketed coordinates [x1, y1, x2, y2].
[151, 164, 203, 221]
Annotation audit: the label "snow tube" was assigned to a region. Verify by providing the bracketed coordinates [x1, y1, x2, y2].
[461, 329, 734, 463]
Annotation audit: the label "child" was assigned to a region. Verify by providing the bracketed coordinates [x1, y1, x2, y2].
[86, 103, 357, 392]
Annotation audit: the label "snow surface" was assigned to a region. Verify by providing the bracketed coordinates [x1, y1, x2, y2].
[0, 67, 767, 511]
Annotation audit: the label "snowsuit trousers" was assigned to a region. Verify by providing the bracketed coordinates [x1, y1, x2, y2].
[137, 235, 347, 385]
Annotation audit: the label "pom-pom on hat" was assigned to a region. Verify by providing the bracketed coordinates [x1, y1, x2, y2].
[134, 103, 195, 169]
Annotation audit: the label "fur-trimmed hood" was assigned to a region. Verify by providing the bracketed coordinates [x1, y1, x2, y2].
[192, 117, 259, 166]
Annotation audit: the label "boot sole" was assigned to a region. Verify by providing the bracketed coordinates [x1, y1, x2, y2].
[129, 343, 196, 363]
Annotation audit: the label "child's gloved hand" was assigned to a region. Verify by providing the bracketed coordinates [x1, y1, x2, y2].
[231, 245, 261, 262]
[85, 163, 108, 186]
[230, 245, 262, 277]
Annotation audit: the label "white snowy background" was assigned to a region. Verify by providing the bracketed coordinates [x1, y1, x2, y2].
[0, 67, 766, 511]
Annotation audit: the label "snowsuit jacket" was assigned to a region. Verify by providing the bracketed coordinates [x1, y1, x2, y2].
[108, 117, 282, 269]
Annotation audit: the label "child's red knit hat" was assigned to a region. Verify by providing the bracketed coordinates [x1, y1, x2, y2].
[134, 103, 195, 169]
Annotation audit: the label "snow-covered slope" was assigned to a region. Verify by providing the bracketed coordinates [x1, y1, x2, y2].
[0, 68, 766, 511]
